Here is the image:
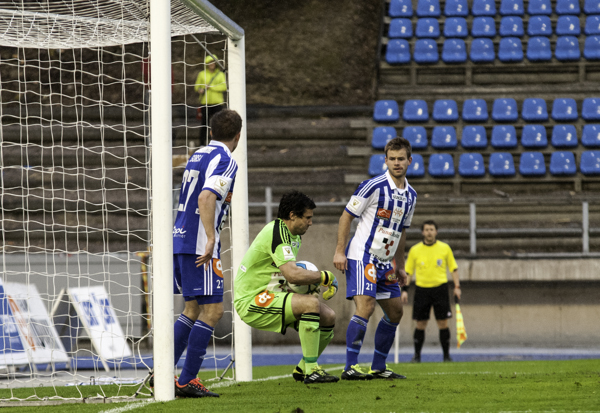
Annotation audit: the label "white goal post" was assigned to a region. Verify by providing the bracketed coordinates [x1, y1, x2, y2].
[0, 0, 250, 404]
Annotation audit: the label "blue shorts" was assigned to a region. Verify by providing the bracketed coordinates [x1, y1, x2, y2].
[173, 254, 224, 304]
[345, 259, 401, 300]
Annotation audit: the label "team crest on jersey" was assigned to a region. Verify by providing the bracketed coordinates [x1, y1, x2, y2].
[364, 264, 377, 284]
[377, 208, 392, 220]
[291, 241, 300, 249]
[282, 246, 294, 260]
[347, 196, 362, 214]
[213, 259, 224, 278]
[391, 207, 404, 224]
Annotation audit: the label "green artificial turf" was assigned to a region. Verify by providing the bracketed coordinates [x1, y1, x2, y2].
[1, 359, 599, 412]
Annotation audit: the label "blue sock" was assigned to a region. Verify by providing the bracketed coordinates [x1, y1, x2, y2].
[345, 315, 368, 371]
[178, 320, 213, 385]
[173, 314, 194, 365]
[371, 317, 399, 372]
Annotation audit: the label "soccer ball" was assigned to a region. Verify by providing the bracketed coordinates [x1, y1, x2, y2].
[286, 261, 321, 295]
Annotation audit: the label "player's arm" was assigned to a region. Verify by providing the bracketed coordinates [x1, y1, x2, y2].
[279, 261, 321, 285]
[333, 210, 353, 272]
[394, 228, 409, 287]
[451, 269, 461, 300]
[195, 189, 217, 267]
[401, 270, 411, 304]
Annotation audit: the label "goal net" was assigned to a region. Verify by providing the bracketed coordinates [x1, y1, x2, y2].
[0, 0, 248, 404]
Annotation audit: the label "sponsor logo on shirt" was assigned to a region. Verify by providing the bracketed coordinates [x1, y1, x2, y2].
[384, 268, 398, 285]
[254, 290, 275, 307]
[282, 246, 295, 260]
[347, 196, 361, 214]
[437, 259, 443, 267]
[376, 208, 392, 220]
[190, 154, 202, 162]
[173, 226, 186, 238]
[392, 193, 407, 202]
[376, 227, 401, 238]
[198, 146, 216, 154]
[365, 264, 377, 284]
[240, 265, 247, 272]
[213, 259, 224, 278]
[291, 241, 300, 249]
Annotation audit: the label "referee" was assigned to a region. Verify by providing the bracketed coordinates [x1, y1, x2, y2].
[401, 220, 461, 362]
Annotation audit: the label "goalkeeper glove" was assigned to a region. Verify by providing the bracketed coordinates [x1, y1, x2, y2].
[320, 271, 338, 301]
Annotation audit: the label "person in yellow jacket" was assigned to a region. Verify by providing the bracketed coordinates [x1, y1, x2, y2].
[402, 220, 461, 363]
[195, 55, 227, 139]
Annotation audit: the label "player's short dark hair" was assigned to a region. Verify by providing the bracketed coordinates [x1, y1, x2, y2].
[385, 136, 412, 158]
[277, 190, 316, 220]
[210, 109, 242, 141]
[421, 220, 438, 230]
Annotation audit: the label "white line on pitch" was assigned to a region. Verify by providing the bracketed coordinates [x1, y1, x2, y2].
[98, 400, 157, 413]
[208, 365, 346, 389]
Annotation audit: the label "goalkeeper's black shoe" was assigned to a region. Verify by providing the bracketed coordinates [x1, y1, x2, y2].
[292, 366, 306, 382]
[369, 365, 407, 379]
[175, 378, 219, 398]
[303, 367, 339, 384]
[341, 364, 373, 381]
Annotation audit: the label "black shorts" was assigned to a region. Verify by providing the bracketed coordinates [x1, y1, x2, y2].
[412, 283, 452, 321]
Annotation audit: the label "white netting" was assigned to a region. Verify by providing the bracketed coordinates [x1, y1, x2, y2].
[0, 0, 236, 403]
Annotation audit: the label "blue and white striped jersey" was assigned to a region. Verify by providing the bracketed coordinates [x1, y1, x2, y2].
[173, 140, 238, 256]
[345, 170, 417, 264]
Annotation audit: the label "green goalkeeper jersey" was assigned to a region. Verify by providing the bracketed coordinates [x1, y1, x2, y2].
[234, 219, 301, 304]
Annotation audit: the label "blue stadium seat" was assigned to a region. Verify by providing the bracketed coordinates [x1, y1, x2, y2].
[386, 39, 411, 64]
[550, 151, 577, 175]
[442, 38, 468, 63]
[472, 17, 496, 37]
[519, 152, 546, 176]
[368, 154, 387, 176]
[444, 17, 468, 38]
[403, 99, 429, 122]
[388, 18, 413, 38]
[461, 126, 488, 149]
[472, 0, 496, 16]
[491, 125, 518, 148]
[528, 0, 552, 15]
[470, 38, 496, 62]
[428, 153, 455, 177]
[500, 0, 524, 15]
[431, 126, 458, 149]
[389, 0, 413, 17]
[555, 36, 581, 61]
[445, 0, 469, 16]
[521, 124, 548, 148]
[527, 37, 552, 61]
[556, 16, 581, 36]
[414, 39, 439, 63]
[462, 99, 489, 121]
[492, 98, 519, 122]
[585, 16, 600, 35]
[527, 16, 552, 37]
[374, 100, 400, 122]
[433, 99, 459, 122]
[556, 0, 580, 14]
[500, 17, 524, 37]
[489, 152, 516, 176]
[582, 97, 600, 120]
[416, 18, 440, 38]
[521, 98, 548, 121]
[403, 126, 428, 149]
[551, 98, 578, 121]
[498, 37, 524, 62]
[459, 153, 486, 177]
[580, 150, 600, 175]
[372, 127, 397, 150]
[582, 124, 600, 147]
[584, 0, 600, 14]
[551, 124, 578, 148]
[417, 0, 441, 17]
[407, 153, 426, 177]
[584, 36, 600, 60]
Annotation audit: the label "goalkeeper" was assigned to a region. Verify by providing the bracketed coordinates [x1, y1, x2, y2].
[234, 190, 339, 384]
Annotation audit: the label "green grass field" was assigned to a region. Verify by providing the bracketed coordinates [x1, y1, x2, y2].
[1, 359, 599, 412]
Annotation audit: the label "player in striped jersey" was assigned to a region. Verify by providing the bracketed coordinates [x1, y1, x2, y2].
[171, 109, 241, 398]
[334, 137, 416, 380]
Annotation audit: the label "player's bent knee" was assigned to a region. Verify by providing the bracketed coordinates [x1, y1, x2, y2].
[292, 293, 320, 316]
[319, 304, 336, 326]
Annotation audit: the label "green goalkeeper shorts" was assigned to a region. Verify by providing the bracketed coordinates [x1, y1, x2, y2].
[234, 290, 297, 334]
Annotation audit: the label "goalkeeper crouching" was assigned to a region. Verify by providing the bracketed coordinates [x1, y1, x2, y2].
[234, 190, 340, 384]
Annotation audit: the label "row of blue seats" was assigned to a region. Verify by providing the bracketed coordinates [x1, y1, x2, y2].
[386, 35, 600, 63]
[373, 98, 600, 123]
[369, 151, 600, 177]
[390, 0, 596, 18]
[372, 124, 600, 149]
[388, 15, 598, 38]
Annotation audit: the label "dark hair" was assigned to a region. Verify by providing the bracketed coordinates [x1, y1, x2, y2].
[210, 109, 242, 141]
[385, 136, 412, 158]
[277, 190, 316, 220]
[421, 220, 438, 230]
